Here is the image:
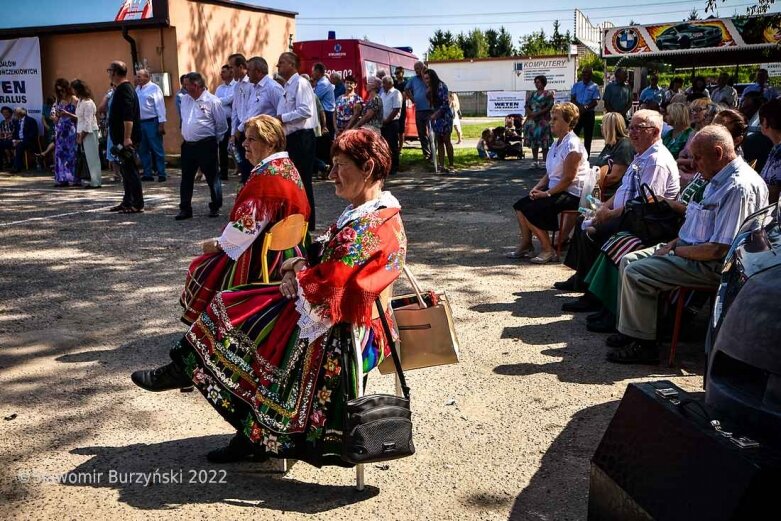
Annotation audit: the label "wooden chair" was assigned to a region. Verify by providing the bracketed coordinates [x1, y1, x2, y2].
[667, 285, 718, 367]
[259, 214, 308, 283]
[552, 173, 609, 257]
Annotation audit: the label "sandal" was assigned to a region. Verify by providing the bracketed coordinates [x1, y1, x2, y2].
[529, 250, 558, 264]
[108, 204, 126, 212]
[606, 341, 659, 365]
[505, 246, 534, 259]
[119, 207, 144, 214]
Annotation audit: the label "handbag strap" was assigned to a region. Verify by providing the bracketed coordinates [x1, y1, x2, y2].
[639, 183, 660, 205]
[402, 266, 427, 309]
[375, 297, 410, 400]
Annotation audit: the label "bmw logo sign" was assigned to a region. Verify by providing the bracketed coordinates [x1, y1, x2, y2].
[334, 43, 342, 53]
[614, 28, 640, 53]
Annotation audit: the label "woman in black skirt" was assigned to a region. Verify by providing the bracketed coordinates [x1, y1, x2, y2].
[508, 102, 591, 264]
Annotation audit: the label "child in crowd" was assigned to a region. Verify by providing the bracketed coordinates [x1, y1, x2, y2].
[477, 128, 497, 159]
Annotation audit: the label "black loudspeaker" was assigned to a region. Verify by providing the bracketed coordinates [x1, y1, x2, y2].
[588, 381, 781, 521]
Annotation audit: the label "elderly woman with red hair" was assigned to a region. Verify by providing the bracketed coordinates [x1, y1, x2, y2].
[132, 128, 407, 468]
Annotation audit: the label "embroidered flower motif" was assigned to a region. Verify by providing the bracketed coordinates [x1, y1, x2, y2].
[249, 423, 263, 442]
[310, 409, 326, 428]
[385, 249, 405, 271]
[206, 384, 221, 404]
[240, 214, 255, 232]
[192, 367, 207, 386]
[323, 357, 341, 378]
[337, 227, 357, 243]
[317, 387, 332, 405]
[263, 433, 280, 454]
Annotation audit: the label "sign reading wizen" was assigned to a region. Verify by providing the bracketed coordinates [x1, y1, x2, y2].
[0, 37, 42, 131]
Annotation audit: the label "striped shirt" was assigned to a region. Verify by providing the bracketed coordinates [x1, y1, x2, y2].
[678, 157, 769, 246]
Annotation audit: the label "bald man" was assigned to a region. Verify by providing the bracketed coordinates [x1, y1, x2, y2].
[607, 125, 768, 364]
[135, 68, 167, 181]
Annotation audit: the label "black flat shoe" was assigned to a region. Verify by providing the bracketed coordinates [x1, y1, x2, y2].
[131, 362, 191, 392]
[561, 294, 601, 313]
[175, 211, 193, 220]
[606, 332, 634, 348]
[207, 432, 268, 464]
[587, 308, 609, 322]
[108, 204, 127, 212]
[587, 313, 617, 333]
[553, 277, 578, 291]
[607, 341, 659, 365]
[208, 209, 220, 218]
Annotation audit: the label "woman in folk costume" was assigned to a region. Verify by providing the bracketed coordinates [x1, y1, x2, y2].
[132, 129, 407, 467]
[178, 115, 310, 325]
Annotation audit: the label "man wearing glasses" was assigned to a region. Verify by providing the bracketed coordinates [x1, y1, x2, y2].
[560, 109, 680, 311]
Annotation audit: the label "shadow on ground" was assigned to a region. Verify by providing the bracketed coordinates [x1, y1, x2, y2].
[66, 436, 378, 512]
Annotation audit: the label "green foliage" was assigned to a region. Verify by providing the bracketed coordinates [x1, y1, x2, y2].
[577, 52, 605, 85]
[687, 8, 700, 21]
[456, 29, 489, 59]
[428, 43, 465, 61]
[516, 20, 571, 56]
[428, 30, 456, 54]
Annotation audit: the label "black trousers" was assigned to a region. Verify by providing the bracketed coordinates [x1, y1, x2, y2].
[180, 137, 222, 213]
[118, 148, 144, 209]
[414, 109, 433, 159]
[573, 109, 596, 155]
[564, 216, 622, 288]
[218, 117, 231, 179]
[316, 111, 335, 167]
[381, 120, 400, 175]
[236, 131, 253, 184]
[286, 128, 316, 228]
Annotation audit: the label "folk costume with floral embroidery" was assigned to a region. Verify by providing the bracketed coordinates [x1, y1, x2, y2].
[170, 192, 407, 467]
[180, 152, 310, 325]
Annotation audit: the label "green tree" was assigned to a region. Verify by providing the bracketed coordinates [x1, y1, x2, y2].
[485, 29, 499, 57]
[551, 20, 569, 53]
[457, 29, 489, 58]
[427, 43, 465, 61]
[495, 26, 515, 57]
[428, 29, 455, 55]
[687, 8, 700, 20]
[518, 29, 560, 56]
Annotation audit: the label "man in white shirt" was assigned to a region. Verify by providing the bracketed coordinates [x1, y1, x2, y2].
[237, 56, 283, 183]
[215, 64, 235, 180]
[135, 68, 167, 181]
[176, 72, 228, 221]
[275, 51, 318, 228]
[379, 76, 402, 175]
[228, 53, 253, 180]
[710, 73, 738, 108]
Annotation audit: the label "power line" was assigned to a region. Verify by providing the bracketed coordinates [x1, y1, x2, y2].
[296, 0, 750, 20]
[297, 4, 757, 27]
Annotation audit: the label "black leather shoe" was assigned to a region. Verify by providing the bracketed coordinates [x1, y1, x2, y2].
[607, 341, 659, 365]
[587, 308, 608, 322]
[141, 176, 155, 181]
[606, 332, 634, 348]
[587, 312, 617, 333]
[561, 294, 600, 313]
[553, 277, 578, 291]
[175, 211, 193, 221]
[207, 432, 268, 464]
[131, 362, 191, 392]
[208, 209, 220, 218]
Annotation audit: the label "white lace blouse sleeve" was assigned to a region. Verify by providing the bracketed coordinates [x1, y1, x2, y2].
[294, 269, 332, 342]
[216, 206, 269, 261]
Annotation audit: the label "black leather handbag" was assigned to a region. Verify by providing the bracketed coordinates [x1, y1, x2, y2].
[341, 298, 415, 465]
[620, 183, 682, 244]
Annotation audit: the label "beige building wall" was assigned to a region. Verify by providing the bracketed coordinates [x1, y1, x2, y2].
[37, 0, 295, 154]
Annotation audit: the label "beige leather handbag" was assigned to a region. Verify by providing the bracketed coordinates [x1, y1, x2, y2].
[378, 266, 460, 374]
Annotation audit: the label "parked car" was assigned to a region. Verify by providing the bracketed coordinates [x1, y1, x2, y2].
[655, 23, 723, 50]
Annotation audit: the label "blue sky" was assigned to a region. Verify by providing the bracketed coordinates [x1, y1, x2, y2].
[4, 0, 777, 57]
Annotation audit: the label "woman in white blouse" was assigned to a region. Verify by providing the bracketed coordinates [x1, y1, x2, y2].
[71, 80, 102, 188]
[508, 102, 590, 264]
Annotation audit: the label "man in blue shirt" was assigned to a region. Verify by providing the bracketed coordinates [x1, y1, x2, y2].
[570, 67, 601, 155]
[312, 63, 336, 136]
[639, 73, 664, 106]
[405, 61, 433, 160]
[740, 68, 778, 103]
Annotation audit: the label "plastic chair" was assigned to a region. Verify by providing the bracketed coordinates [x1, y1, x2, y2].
[259, 214, 308, 283]
[667, 286, 718, 367]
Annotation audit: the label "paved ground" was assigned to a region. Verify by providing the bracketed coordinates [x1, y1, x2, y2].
[0, 154, 704, 520]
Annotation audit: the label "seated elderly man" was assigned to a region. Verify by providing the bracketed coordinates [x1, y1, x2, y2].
[607, 125, 769, 364]
[559, 109, 679, 310]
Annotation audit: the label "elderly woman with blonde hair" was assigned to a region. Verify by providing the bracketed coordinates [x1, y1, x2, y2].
[661, 102, 692, 159]
[175, 114, 311, 324]
[590, 112, 634, 198]
[352, 76, 383, 133]
[677, 99, 720, 185]
[508, 102, 591, 263]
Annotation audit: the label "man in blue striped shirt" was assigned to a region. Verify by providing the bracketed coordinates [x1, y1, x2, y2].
[607, 125, 768, 364]
[570, 67, 601, 155]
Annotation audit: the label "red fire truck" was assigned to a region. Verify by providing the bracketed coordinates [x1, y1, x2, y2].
[293, 38, 419, 139]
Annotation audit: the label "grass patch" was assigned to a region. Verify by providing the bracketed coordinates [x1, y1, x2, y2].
[461, 120, 504, 139]
[401, 146, 487, 171]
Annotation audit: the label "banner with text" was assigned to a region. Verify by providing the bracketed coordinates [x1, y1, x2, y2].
[514, 57, 574, 91]
[487, 91, 526, 117]
[0, 37, 43, 132]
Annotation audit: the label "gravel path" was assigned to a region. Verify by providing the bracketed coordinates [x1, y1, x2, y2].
[0, 158, 704, 520]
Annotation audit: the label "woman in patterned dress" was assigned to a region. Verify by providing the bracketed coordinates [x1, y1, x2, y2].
[132, 129, 407, 467]
[333, 75, 363, 136]
[523, 75, 555, 169]
[352, 76, 383, 133]
[52, 78, 80, 187]
[425, 68, 454, 172]
[177, 115, 311, 325]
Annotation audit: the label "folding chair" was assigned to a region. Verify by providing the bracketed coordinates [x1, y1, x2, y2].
[259, 214, 308, 283]
[667, 286, 717, 367]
